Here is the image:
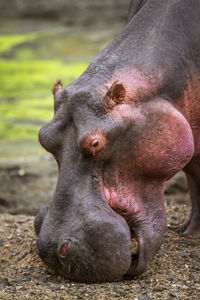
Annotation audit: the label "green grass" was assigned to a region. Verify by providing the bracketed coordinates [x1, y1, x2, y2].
[0, 59, 88, 140]
[0, 59, 88, 99]
[0, 29, 89, 141]
[0, 33, 38, 54]
[0, 21, 118, 144]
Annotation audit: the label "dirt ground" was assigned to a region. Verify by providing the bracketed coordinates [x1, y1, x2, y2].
[0, 155, 57, 215]
[0, 205, 200, 299]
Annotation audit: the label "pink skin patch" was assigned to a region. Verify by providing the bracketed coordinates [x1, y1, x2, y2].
[61, 242, 69, 257]
[175, 77, 200, 156]
[101, 67, 163, 107]
[102, 98, 194, 226]
[103, 165, 145, 227]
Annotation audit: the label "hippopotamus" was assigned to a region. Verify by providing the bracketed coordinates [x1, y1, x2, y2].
[34, 0, 200, 282]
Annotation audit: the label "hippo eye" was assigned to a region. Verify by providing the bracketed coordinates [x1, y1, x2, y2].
[80, 133, 106, 156]
[92, 140, 99, 148]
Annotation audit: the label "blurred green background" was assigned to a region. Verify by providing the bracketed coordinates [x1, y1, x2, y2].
[0, 18, 121, 159]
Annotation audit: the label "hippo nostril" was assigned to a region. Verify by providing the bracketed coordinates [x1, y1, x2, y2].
[34, 204, 49, 236]
[60, 242, 69, 257]
[92, 140, 99, 148]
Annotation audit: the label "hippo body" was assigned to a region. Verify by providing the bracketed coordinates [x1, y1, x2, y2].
[34, 0, 200, 282]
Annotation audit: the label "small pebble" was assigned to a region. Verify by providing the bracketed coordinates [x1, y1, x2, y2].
[189, 273, 197, 280]
[179, 250, 187, 258]
[13, 249, 20, 255]
[0, 239, 5, 245]
[16, 285, 23, 291]
[182, 285, 189, 290]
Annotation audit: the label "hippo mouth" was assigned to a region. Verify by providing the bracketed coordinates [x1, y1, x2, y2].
[103, 183, 144, 276]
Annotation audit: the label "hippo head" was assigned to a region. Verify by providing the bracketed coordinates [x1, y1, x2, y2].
[34, 80, 194, 282]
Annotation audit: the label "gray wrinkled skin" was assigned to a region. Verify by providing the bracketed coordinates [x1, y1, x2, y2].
[34, 0, 200, 282]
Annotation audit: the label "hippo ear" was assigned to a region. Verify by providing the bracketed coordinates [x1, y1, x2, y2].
[52, 80, 63, 98]
[106, 81, 126, 108]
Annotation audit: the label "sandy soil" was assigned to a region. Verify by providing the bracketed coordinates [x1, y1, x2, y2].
[0, 157, 57, 215]
[0, 201, 200, 299]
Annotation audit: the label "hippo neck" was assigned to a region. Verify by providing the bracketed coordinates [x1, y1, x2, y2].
[69, 0, 200, 104]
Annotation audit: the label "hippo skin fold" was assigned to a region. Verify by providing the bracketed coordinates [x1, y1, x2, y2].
[34, 0, 200, 282]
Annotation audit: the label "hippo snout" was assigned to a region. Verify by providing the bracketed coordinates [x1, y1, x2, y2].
[34, 205, 133, 282]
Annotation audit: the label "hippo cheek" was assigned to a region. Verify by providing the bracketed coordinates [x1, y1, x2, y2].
[102, 100, 194, 276]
